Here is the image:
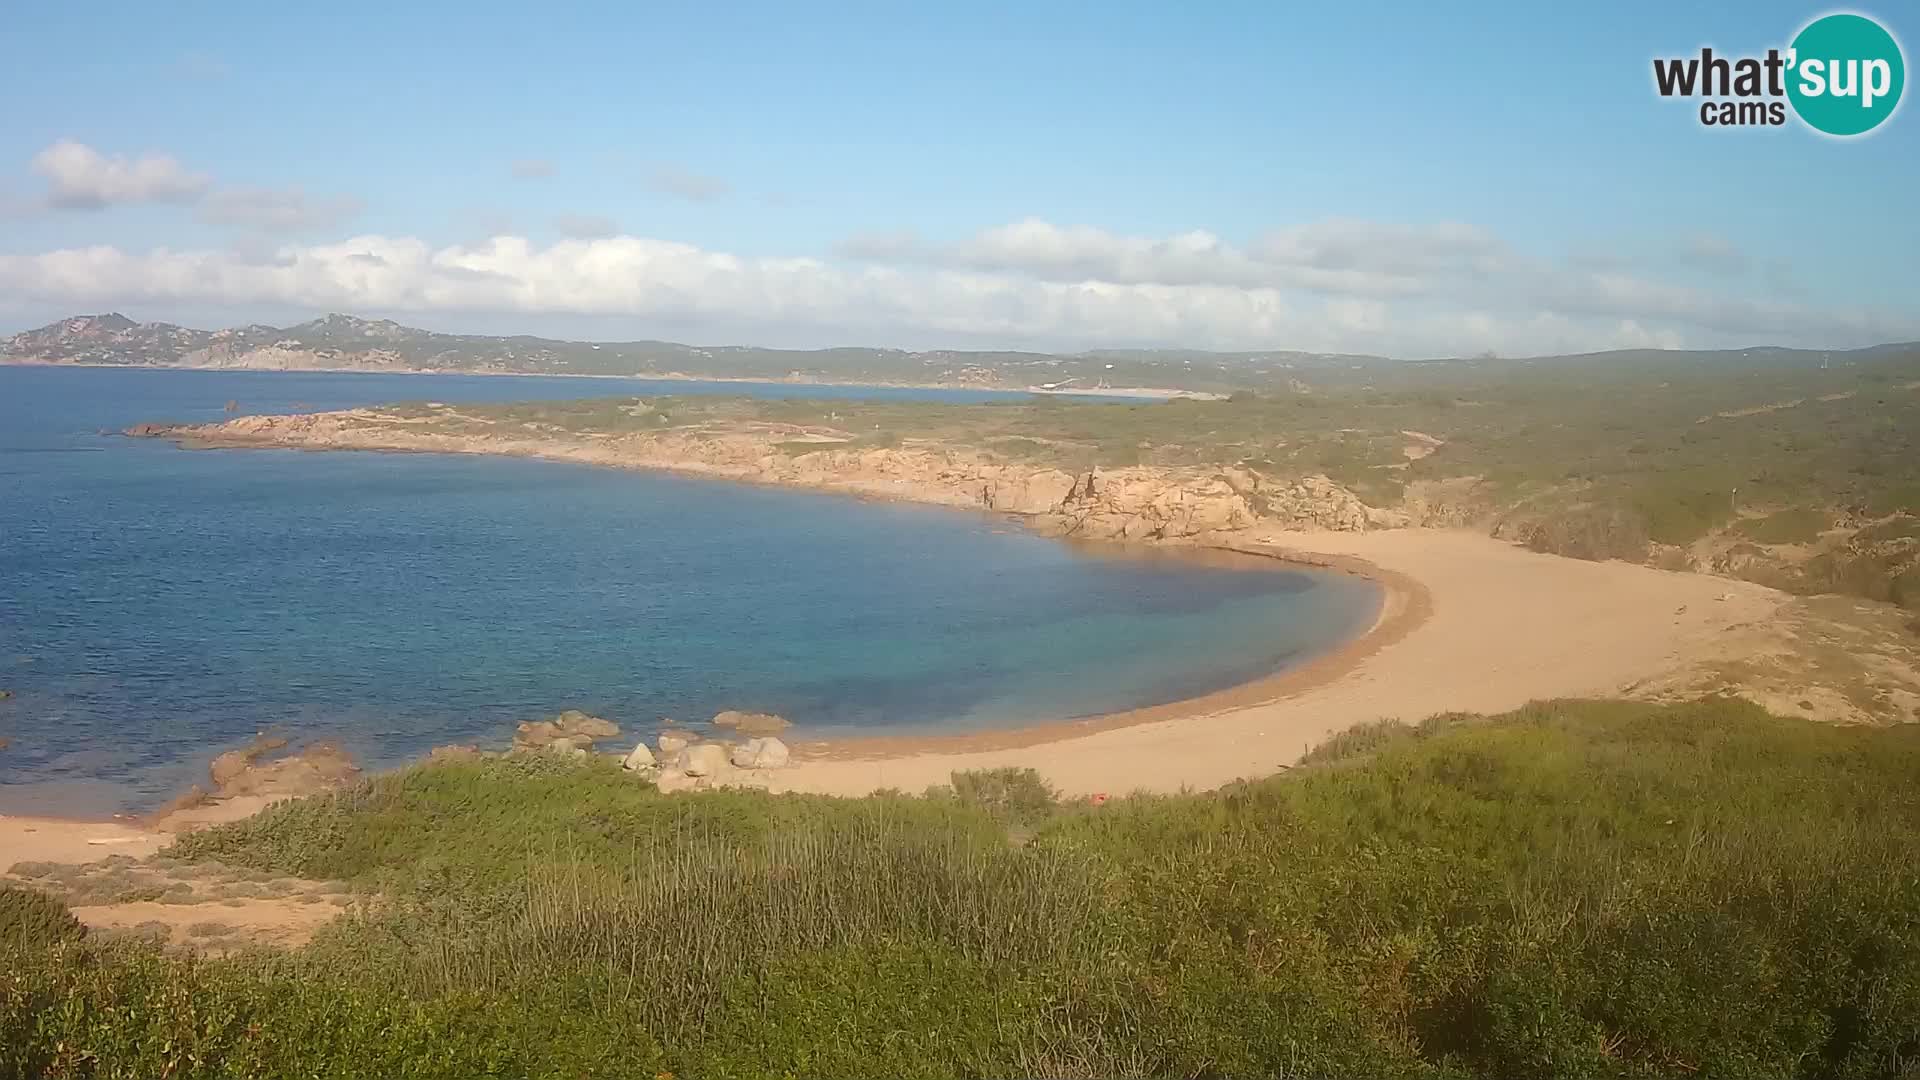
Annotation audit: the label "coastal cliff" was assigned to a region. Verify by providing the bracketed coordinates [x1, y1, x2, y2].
[131, 408, 1391, 541]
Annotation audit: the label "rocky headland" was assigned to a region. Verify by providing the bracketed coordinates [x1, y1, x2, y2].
[127, 407, 1393, 542]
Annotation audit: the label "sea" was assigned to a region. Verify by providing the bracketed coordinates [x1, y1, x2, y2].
[0, 366, 1381, 816]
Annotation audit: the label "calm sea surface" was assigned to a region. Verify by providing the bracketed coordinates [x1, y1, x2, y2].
[0, 366, 1379, 816]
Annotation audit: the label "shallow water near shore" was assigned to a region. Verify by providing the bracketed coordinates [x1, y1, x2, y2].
[0, 367, 1381, 817]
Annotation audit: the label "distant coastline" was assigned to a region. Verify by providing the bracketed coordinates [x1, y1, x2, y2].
[0, 358, 1218, 400]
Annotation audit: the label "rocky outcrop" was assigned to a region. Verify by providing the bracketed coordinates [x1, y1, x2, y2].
[1034, 469, 1256, 540]
[513, 710, 620, 752]
[983, 469, 1077, 515]
[130, 411, 1388, 543]
[204, 736, 359, 800]
[1397, 477, 1495, 529]
[712, 710, 791, 736]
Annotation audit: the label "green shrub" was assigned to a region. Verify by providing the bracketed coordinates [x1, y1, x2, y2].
[0, 886, 85, 951]
[1524, 505, 1652, 562]
[1629, 485, 1736, 546]
[1296, 717, 1416, 764]
[942, 766, 1058, 826]
[1735, 507, 1831, 544]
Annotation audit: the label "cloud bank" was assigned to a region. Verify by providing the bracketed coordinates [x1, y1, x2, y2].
[3, 224, 1912, 356]
[9, 143, 1913, 354]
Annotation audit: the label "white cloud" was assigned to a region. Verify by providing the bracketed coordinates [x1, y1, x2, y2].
[31, 139, 212, 209]
[644, 165, 729, 202]
[197, 187, 364, 233]
[0, 223, 1910, 356]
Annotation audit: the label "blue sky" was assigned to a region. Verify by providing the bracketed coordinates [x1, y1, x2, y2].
[1, 1, 1914, 355]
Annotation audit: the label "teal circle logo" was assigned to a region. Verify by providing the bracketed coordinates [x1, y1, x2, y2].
[1787, 13, 1905, 136]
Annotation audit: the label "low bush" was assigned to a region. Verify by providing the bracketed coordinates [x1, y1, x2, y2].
[1736, 507, 1832, 545]
[1629, 485, 1736, 546]
[942, 766, 1058, 826]
[0, 886, 86, 952]
[9, 699, 1919, 1078]
[1524, 504, 1652, 562]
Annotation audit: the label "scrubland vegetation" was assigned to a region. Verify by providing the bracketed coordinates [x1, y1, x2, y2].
[7, 698, 1919, 1078]
[400, 346, 1920, 608]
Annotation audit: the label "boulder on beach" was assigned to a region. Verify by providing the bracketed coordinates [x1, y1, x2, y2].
[729, 736, 791, 770]
[680, 743, 729, 777]
[546, 738, 589, 758]
[622, 743, 656, 771]
[209, 750, 252, 788]
[712, 710, 791, 737]
[658, 731, 692, 756]
[653, 768, 697, 794]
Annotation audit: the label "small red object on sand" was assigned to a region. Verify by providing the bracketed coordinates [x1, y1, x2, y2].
[1089, 793, 1109, 806]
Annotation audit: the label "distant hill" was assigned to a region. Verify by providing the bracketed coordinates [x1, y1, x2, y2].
[3, 312, 1913, 391]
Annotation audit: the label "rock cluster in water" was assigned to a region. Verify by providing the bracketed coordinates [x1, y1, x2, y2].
[512, 709, 622, 755]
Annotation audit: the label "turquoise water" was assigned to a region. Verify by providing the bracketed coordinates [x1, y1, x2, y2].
[0, 367, 1380, 816]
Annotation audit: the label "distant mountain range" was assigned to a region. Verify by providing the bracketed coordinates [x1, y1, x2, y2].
[3, 312, 1914, 392]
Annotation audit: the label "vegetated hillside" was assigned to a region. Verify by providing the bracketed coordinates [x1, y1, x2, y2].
[7, 310, 1910, 392]
[409, 342, 1920, 608]
[3, 311, 1387, 389]
[5, 699, 1916, 1077]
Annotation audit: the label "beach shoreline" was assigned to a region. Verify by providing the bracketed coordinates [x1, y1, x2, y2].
[769, 527, 1784, 798]
[792, 542, 1423, 760]
[2, 412, 1789, 841]
[1, 521, 1785, 839]
[0, 537, 1410, 840]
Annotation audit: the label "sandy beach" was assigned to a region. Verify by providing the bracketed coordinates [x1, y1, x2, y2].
[0, 527, 1788, 868]
[773, 527, 1784, 797]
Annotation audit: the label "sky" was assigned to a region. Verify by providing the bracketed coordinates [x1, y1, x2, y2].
[1, 1, 1915, 357]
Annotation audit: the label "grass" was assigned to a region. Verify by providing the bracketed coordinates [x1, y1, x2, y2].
[9, 698, 1920, 1078]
